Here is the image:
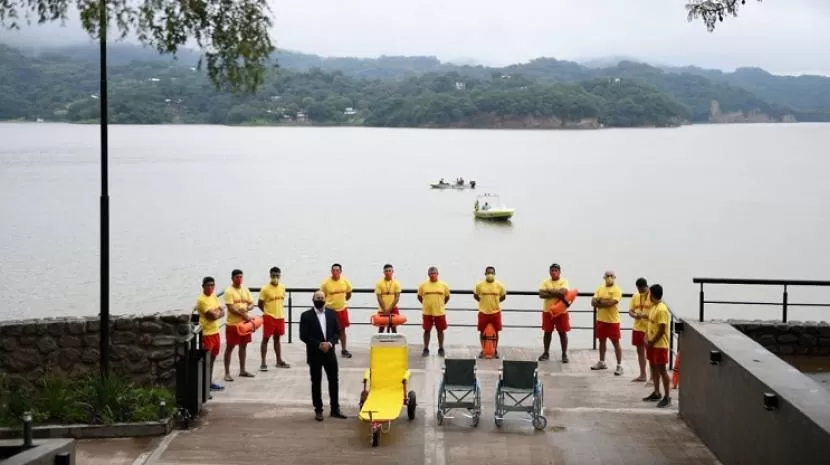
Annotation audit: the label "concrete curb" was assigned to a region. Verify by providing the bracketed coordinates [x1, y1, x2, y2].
[0, 417, 174, 440]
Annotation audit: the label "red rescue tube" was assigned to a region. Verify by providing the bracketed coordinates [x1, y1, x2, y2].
[236, 316, 263, 336]
[371, 314, 407, 327]
[481, 323, 497, 359]
[549, 288, 579, 317]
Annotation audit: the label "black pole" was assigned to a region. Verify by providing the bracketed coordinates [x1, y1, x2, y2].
[99, 0, 110, 379]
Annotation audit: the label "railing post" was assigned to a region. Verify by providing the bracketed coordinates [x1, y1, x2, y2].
[698, 283, 705, 322]
[591, 306, 597, 350]
[782, 284, 788, 323]
[287, 291, 293, 343]
[669, 315, 675, 371]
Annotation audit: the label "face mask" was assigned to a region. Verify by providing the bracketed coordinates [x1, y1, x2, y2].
[550, 272, 560, 280]
[203, 287, 214, 296]
[384, 271, 393, 279]
[313, 300, 325, 309]
[232, 277, 242, 286]
[605, 277, 615, 286]
[485, 273, 495, 282]
[270, 277, 279, 285]
[429, 274, 438, 282]
[332, 270, 341, 279]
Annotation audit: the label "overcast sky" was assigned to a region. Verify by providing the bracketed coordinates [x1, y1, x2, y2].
[2, 0, 829, 75]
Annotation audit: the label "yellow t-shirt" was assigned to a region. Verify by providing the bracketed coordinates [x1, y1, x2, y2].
[474, 280, 506, 314]
[540, 278, 570, 312]
[593, 284, 623, 324]
[375, 278, 402, 311]
[223, 285, 253, 325]
[647, 302, 671, 349]
[195, 293, 221, 336]
[629, 292, 653, 333]
[320, 277, 352, 311]
[418, 280, 451, 316]
[259, 282, 286, 319]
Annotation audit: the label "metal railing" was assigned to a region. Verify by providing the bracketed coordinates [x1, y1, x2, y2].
[693, 278, 830, 322]
[216, 286, 677, 369]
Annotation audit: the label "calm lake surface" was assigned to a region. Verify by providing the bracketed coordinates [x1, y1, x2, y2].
[2, 122, 829, 348]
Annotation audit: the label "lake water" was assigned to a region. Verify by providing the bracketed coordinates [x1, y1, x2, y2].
[2, 122, 829, 348]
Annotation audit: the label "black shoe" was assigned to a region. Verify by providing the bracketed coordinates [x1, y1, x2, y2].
[330, 410, 347, 419]
[538, 352, 550, 361]
[642, 392, 661, 402]
[437, 348, 445, 357]
[315, 411, 324, 421]
[561, 353, 569, 364]
[422, 348, 429, 357]
[656, 397, 672, 408]
[494, 351, 500, 359]
[341, 350, 352, 358]
[478, 351, 485, 359]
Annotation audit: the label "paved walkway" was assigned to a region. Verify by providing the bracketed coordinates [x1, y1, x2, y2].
[143, 342, 718, 465]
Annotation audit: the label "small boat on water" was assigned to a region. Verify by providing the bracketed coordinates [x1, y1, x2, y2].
[430, 178, 476, 190]
[474, 193, 514, 221]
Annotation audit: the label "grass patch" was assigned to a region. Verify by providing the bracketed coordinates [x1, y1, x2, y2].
[0, 370, 174, 427]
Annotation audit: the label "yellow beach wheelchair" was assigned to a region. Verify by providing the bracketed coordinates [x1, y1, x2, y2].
[358, 333, 417, 447]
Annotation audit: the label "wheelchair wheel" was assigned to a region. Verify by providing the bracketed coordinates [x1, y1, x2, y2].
[494, 416, 503, 428]
[407, 391, 417, 420]
[532, 415, 547, 431]
[471, 412, 480, 427]
[436, 410, 444, 425]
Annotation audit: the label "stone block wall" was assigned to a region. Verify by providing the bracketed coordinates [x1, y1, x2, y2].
[728, 319, 830, 356]
[0, 311, 192, 387]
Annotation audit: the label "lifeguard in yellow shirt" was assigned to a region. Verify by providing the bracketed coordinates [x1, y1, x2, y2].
[374, 264, 401, 334]
[417, 266, 450, 357]
[258, 266, 290, 371]
[195, 276, 225, 392]
[628, 277, 653, 382]
[590, 270, 624, 376]
[474, 266, 506, 358]
[538, 263, 571, 363]
[320, 263, 353, 358]
[643, 284, 672, 408]
[223, 269, 256, 381]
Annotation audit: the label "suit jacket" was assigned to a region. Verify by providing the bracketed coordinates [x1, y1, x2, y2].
[299, 307, 340, 365]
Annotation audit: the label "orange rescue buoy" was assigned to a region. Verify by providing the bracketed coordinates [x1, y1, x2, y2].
[371, 314, 407, 328]
[549, 288, 579, 317]
[236, 316, 263, 336]
[481, 324, 497, 359]
[671, 353, 680, 389]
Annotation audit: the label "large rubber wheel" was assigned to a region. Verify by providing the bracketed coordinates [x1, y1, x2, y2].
[371, 428, 380, 447]
[532, 415, 547, 431]
[407, 391, 417, 420]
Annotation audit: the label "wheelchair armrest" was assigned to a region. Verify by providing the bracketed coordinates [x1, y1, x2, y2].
[402, 370, 411, 383]
[363, 368, 371, 381]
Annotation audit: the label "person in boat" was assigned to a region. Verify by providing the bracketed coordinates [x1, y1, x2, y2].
[470, 180, 476, 188]
[474, 266, 506, 358]
[538, 263, 571, 363]
[374, 264, 401, 334]
[439, 178, 446, 185]
[458, 177, 464, 185]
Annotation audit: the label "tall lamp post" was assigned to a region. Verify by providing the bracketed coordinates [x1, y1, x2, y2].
[98, 0, 111, 379]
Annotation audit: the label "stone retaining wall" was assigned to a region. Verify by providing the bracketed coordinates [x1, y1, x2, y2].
[0, 312, 192, 387]
[728, 319, 830, 356]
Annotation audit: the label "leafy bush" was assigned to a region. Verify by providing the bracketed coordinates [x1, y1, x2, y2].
[0, 370, 174, 427]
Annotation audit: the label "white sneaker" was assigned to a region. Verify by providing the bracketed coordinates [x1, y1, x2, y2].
[614, 365, 624, 376]
[590, 361, 608, 370]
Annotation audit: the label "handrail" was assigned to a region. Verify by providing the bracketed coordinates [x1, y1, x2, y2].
[214, 285, 678, 369]
[693, 277, 830, 323]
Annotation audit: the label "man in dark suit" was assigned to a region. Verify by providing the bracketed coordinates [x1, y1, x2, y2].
[300, 290, 348, 421]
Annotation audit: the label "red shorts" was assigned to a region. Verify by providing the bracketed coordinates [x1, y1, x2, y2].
[335, 308, 350, 329]
[541, 311, 570, 333]
[632, 330, 646, 347]
[422, 314, 448, 331]
[225, 325, 251, 346]
[477, 312, 502, 332]
[202, 333, 220, 357]
[647, 347, 669, 365]
[263, 314, 285, 338]
[595, 321, 621, 341]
